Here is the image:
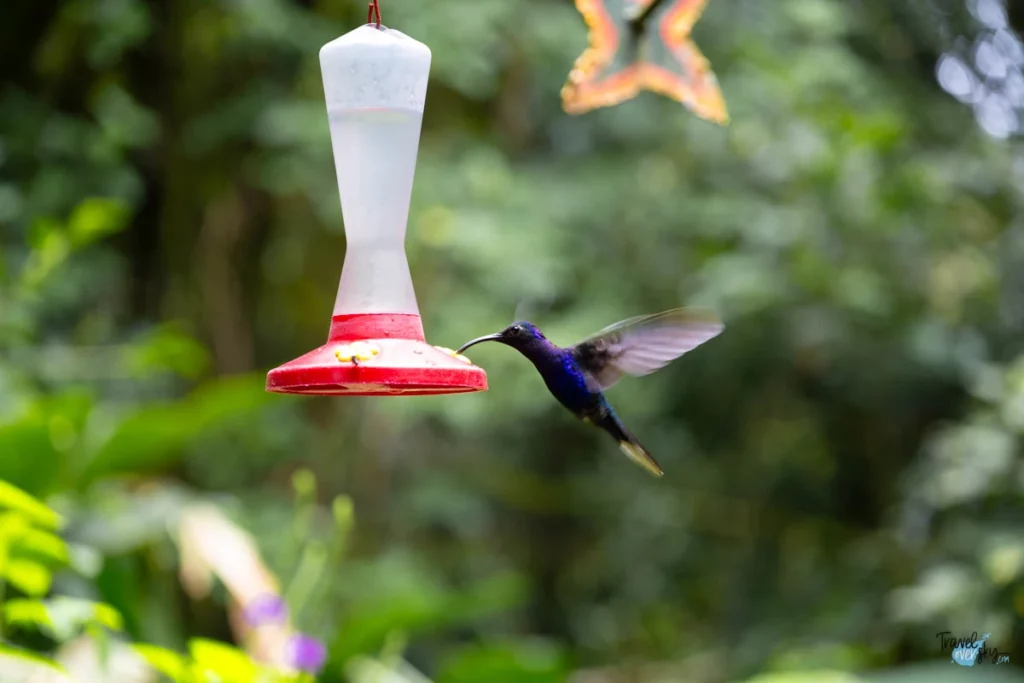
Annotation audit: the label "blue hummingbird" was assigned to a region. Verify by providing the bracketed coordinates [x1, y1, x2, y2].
[455, 308, 724, 477]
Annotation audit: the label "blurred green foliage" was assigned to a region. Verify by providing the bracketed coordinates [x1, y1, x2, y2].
[3, 0, 1024, 681]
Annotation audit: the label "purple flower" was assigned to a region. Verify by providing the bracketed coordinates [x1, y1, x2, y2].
[286, 633, 327, 673]
[243, 594, 288, 627]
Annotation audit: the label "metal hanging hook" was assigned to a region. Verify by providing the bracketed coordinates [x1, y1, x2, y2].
[367, 0, 381, 29]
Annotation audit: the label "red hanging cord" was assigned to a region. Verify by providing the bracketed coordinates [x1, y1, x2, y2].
[367, 0, 381, 28]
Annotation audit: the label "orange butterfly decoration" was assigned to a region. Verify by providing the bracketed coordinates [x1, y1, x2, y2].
[561, 0, 729, 124]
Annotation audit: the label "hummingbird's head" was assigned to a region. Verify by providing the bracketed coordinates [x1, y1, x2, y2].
[456, 321, 547, 354]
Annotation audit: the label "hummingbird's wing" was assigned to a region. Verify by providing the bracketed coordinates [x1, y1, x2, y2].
[570, 308, 723, 392]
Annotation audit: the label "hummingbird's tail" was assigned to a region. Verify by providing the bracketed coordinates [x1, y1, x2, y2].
[596, 411, 664, 477]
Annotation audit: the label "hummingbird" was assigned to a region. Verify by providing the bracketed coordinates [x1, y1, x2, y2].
[455, 308, 724, 477]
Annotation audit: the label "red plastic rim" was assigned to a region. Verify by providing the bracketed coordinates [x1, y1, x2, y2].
[266, 313, 488, 396]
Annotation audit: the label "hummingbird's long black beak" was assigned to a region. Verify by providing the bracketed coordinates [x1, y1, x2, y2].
[456, 333, 503, 355]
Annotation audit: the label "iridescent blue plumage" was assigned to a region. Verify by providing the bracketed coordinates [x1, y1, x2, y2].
[455, 309, 724, 477]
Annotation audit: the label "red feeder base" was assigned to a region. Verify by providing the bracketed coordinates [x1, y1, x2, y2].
[266, 313, 488, 396]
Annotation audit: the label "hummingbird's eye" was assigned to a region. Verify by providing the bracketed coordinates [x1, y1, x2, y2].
[510, 325, 523, 336]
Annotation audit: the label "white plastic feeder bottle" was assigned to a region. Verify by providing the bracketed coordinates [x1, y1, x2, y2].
[320, 24, 429, 316]
[265, 22, 487, 396]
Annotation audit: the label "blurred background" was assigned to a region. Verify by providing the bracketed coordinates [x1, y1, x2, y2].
[3, 0, 1024, 681]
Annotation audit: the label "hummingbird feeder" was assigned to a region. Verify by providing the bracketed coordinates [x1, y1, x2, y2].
[266, 3, 488, 396]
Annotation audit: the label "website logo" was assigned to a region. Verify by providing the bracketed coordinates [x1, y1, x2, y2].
[936, 631, 1011, 666]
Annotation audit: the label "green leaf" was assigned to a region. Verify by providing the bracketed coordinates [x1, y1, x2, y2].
[332, 570, 527, 663]
[91, 601, 125, 631]
[124, 323, 211, 380]
[0, 479, 63, 529]
[436, 640, 569, 683]
[21, 220, 70, 287]
[442, 573, 528, 624]
[187, 373, 276, 427]
[4, 598, 53, 631]
[132, 644, 194, 683]
[48, 597, 124, 638]
[3, 597, 124, 640]
[189, 638, 259, 681]
[3, 558, 53, 596]
[9, 526, 70, 565]
[82, 402, 197, 481]
[741, 673, 864, 683]
[0, 515, 66, 588]
[67, 197, 130, 248]
[82, 374, 273, 482]
[0, 417, 62, 496]
[91, 82, 160, 147]
[0, 510, 29, 543]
